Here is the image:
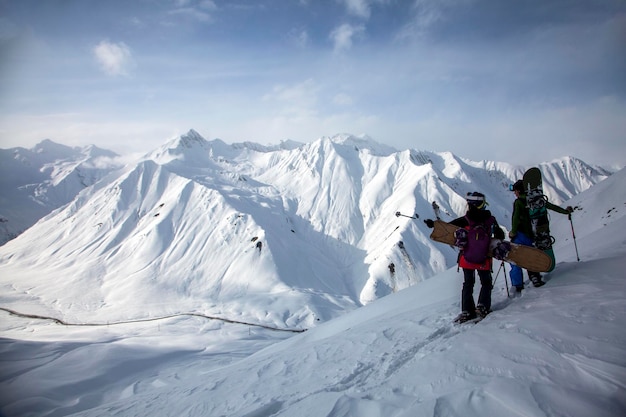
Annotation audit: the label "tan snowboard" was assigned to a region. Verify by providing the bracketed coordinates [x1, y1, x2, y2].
[429, 220, 554, 272]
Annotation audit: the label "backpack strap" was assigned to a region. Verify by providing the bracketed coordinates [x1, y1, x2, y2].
[487, 215, 496, 235]
[465, 214, 495, 230]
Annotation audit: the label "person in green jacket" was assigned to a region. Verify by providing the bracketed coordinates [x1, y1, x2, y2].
[509, 180, 572, 292]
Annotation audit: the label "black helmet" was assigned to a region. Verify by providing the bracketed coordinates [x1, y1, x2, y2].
[466, 192, 487, 209]
[510, 180, 524, 192]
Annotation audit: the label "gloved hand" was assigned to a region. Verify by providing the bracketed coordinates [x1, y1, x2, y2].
[424, 219, 434, 228]
[509, 231, 516, 239]
[566, 206, 574, 213]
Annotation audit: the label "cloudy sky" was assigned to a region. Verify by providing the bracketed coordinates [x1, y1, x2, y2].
[1, 0, 625, 167]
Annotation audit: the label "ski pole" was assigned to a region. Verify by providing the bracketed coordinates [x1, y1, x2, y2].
[502, 262, 510, 298]
[569, 213, 580, 262]
[395, 211, 419, 220]
[493, 261, 509, 298]
[493, 261, 502, 287]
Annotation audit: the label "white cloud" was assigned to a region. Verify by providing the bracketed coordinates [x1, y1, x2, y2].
[93, 40, 133, 76]
[340, 0, 371, 19]
[168, 0, 217, 23]
[330, 23, 365, 53]
[395, 0, 451, 41]
[337, 0, 389, 20]
[168, 8, 212, 23]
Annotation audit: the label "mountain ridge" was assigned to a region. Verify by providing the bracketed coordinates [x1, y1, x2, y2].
[0, 140, 122, 245]
[0, 130, 614, 329]
[1, 162, 624, 417]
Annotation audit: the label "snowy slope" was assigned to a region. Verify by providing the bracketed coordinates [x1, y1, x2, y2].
[0, 131, 613, 333]
[0, 168, 624, 417]
[0, 140, 122, 245]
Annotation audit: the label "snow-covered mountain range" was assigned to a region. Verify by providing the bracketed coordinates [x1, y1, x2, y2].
[0, 136, 624, 417]
[0, 130, 613, 330]
[0, 139, 122, 245]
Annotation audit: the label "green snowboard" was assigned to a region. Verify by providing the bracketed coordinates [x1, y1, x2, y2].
[523, 167, 556, 272]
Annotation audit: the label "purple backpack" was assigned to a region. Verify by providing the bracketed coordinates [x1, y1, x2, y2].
[454, 215, 495, 264]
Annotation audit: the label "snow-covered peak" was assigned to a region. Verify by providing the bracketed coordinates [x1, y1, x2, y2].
[320, 133, 398, 156]
[32, 138, 81, 160]
[11, 139, 120, 167]
[82, 144, 120, 160]
[6, 139, 79, 169]
[537, 156, 613, 203]
[231, 139, 304, 153]
[177, 129, 207, 148]
[0, 140, 122, 245]
[145, 129, 214, 165]
[160, 129, 209, 151]
[541, 155, 613, 177]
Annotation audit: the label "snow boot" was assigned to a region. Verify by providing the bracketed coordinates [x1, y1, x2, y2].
[529, 273, 545, 287]
[454, 311, 477, 323]
[476, 305, 490, 319]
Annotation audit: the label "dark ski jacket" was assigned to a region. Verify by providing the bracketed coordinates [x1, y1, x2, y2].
[511, 193, 571, 239]
[451, 207, 505, 271]
[546, 201, 571, 215]
[511, 193, 534, 238]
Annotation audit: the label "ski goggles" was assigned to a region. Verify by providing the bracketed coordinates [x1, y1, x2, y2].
[466, 193, 487, 209]
[509, 180, 524, 192]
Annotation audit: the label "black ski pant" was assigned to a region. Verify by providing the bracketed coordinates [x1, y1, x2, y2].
[461, 268, 493, 313]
